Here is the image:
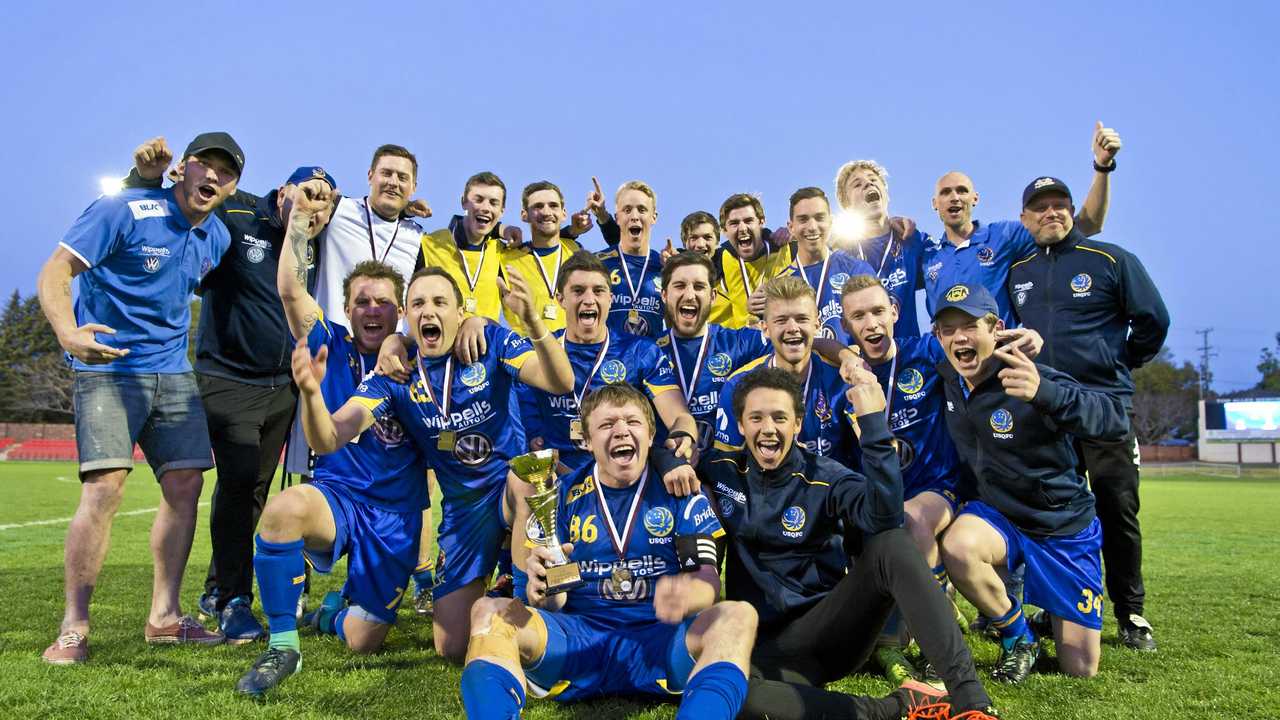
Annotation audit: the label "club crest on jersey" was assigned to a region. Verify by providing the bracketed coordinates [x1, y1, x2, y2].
[1070, 273, 1092, 294]
[707, 353, 733, 377]
[600, 359, 627, 384]
[460, 362, 487, 388]
[945, 284, 969, 302]
[976, 247, 995, 265]
[897, 368, 925, 395]
[143, 256, 162, 273]
[718, 495, 736, 518]
[927, 262, 942, 282]
[990, 409, 1014, 436]
[781, 506, 806, 535]
[453, 432, 493, 466]
[829, 272, 850, 293]
[644, 507, 674, 538]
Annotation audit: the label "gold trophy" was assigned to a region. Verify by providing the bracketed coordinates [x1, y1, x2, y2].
[510, 449, 584, 593]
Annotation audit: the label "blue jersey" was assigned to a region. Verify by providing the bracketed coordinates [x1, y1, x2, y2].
[714, 353, 857, 468]
[308, 318, 426, 513]
[849, 230, 926, 338]
[600, 248, 664, 338]
[60, 187, 231, 373]
[922, 220, 1035, 327]
[354, 324, 532, 508]
[870, 335, 961, 499]
[784, 250, 876, 344]
[655, 324, 769, 452]
[529, 329, 680, 471]
[551, 462, 724, 627]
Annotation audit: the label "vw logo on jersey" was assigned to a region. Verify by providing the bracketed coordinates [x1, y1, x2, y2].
[600, 359, 628, 384]
[643, 507, 674, 538]
[143, 256, 161, 273]
[893, 435, 916, 470]
[818, 325, 836, 340]
[246, 245, 265, 264]
[453, 432, 493, 466]
[897, 368, 925, 395]
[990, 409, 1014, 434]
[460, 362, 487, 387]
[718, 495, 735, 518]
[781, 506, 807, 533]
[944, 284, 969, 302]
[1070, 273, 1092, 293]
[371, 416, 406, 448]
[707, 352, 733, 377]
[624, 313, 650, 336]
[829, 272, 850, 293]
[976, 246, 995, 265]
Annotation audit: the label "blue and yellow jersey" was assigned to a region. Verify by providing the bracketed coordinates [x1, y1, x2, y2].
[599, 248, 664, 338]
[712, 242, 794, 330]
[714, 352, 857, 469]
[783, 250, 876, 344]
[655, 324, 769, 451]
[923, 220, 1035, 328]
[869, 335, 961, 499]
[308, 317, 427, 513]
[353, 324, 531, 507]
[527, 329, 679, 471]
[420, 221, 506, 322]
[848, 230, 928, 338]
[500, 237, 582, 337]
[547, 462, 724, 627]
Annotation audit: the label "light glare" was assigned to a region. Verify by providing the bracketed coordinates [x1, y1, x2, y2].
[829, 212, 868, 253]
[99, 176, 124, 196]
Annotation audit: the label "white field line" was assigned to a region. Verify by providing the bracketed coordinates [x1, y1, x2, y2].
[0, 501, 210, 531]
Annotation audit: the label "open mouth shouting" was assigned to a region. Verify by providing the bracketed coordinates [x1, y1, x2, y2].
[626, 221, 645, 240]
[860, 330, 890, 357]
[752, 432, 784, 465]
[944, 202, 965, 222]
[951, 345, 979, 373]
[676, 299, 701, 325]
[576, 305, 601, 330]
[419, 318, 444, 349]
[862, 187, 883, 207]
[607, 438, 638, 466]
[735, 230, 755, 255]
[195, 182, 220, 204]
[780, 332, 807, 353]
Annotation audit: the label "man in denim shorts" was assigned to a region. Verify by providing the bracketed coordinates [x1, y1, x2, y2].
[35, 132, 244, 664]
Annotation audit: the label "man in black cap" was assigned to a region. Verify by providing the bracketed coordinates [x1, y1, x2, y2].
[1009, 176, 1169, 651]
[125, 138, 338, 643]
[38, 131, 244, 664]
[932, 282, 1129, 683]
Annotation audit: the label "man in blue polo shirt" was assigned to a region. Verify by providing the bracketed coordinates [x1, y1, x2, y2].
[923, 122, 1123, 326]
[37, 131, 242, 664]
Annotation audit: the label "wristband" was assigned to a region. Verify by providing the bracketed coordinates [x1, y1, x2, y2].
[667, 430, 694, 444]
[530, 330, 551, 343]
[1093, 159, 1116, 173]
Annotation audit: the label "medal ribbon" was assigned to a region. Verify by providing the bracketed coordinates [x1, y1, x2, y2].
[562, 330, 611, 410]
[883, 349, 898, 421]
[416, 354, 455, 428]
[617, 250, 652, 314]
[794, 251, 832, 296]
[770, 353, 813, 402]
[670, 327, 712, 405]
[456, 238, 489, 298]
[856, 232, 895, 277]
[532, 243, 564, 299]
[592, 465, 649, 558]
[363, 197, 402, 264]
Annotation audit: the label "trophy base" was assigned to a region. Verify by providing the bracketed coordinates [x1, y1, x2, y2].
[545, 562, 585, 594]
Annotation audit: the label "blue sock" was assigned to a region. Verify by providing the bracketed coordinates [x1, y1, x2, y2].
[332, 607, 349, 643]
[413, 567, 434, 591]
[497, 545, 513, 577]
[254, 536, 306, 644]
[676, 662, 748, 720]
[461, 660, 525, 719]
[991, 596, 1031, 650]
[932, 563, 950, 592]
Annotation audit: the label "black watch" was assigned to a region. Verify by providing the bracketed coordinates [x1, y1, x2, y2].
[1093, 159, 1117, 173]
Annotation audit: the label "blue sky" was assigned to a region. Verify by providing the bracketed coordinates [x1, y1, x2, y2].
[3, 2, 1276, 391]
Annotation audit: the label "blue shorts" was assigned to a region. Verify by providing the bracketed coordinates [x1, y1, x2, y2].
[905, 484, 959, 514]
[960, 500, 1104, 631]
[434, 483, 508, 600]
[305, 480, 422, 624]
[73, 371, 213, 478]
[526, 611, 696, 702]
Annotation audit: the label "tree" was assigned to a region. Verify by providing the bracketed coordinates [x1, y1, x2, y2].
[0, 290, 71, 422]
[1131, 347, 1199, 444]
[1257, 332, 1280, 394]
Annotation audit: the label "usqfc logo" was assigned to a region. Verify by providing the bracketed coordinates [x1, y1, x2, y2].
[976, 247, 995, 265]
[1070, 273, 1092, 293]
[896, 368, 925, 395]
[707, 353, 733, 377]
[460, 362, 487, 387]
[643, 507, 674, 538]
[990, 409, 1014, 434]
[829, 272, 850, 293]
[781, 506, 807, 534]
[600, 359, 627, 384]
[945, 284, 969, 302]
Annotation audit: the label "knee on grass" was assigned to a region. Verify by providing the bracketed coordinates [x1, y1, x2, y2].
[342, 606, 392, 654]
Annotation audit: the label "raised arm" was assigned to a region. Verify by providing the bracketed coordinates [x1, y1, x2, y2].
[291, 339, 374, 453]
[1074, 121, 1122, 236]
[501, 265, 574, 394]
[835, 366, 904, 533]
[278, 182, 334, 340]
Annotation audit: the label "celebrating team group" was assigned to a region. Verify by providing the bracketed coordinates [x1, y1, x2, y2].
[36, 120, 1172, 720]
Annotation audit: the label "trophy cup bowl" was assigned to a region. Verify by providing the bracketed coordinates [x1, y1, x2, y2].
[510, 449, 584, 593]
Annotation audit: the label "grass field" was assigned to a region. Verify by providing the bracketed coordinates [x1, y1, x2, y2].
[1, 461, 1277, 719]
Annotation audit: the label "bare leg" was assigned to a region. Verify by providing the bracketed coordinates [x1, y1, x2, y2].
[60, 469, 129, 634]
[148, 469, 204, 627]
[1052, 615, 1102, 677]
[941, 514, 1011, 619]
[434, 577, 487, 661]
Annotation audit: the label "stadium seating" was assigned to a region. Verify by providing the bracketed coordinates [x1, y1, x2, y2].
[4, 439, 148, 462]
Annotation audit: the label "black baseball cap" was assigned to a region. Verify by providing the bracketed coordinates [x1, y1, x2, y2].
[183, 132, 245, 177]
[1021, 176, 1072, 208]
[934, 283, 998, 319]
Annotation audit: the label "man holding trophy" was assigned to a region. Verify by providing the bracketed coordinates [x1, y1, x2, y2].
[460, 384, 757, 720]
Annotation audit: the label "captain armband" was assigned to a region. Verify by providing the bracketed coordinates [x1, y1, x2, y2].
[676, 533, 720, 571]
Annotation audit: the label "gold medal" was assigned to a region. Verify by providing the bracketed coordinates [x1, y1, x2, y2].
[543, 302, 558, 320]
[569, 418, 584, 442]
[464, 296, 478, 313]
[627, 308, 640, 324]
[438, 430, 456, 451]
[611, 566, 632, 588]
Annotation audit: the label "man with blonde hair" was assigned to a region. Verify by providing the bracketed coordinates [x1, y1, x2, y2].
[596, 180, 665, 337]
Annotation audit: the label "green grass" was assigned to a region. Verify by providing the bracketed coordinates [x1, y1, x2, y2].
[1, 462, 1276, 718]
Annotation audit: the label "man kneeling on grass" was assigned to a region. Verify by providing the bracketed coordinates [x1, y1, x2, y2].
[460, 383, 757, 719]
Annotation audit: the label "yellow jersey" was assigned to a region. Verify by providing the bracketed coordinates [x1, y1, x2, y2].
[712, 242, 794, 329]
[420, 222, 505, 322]
[499, 237, 582, 336]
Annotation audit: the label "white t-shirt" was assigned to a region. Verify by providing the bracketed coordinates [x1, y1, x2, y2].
[313, 195, 422, 323]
